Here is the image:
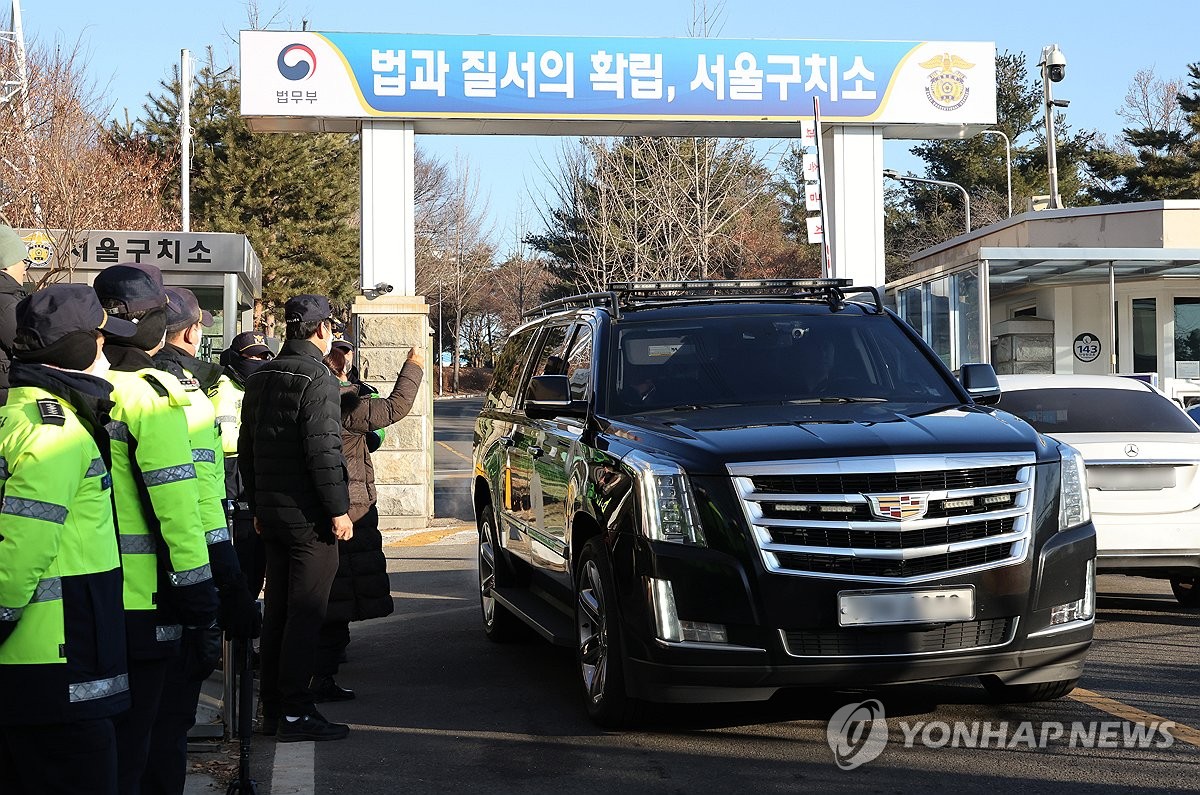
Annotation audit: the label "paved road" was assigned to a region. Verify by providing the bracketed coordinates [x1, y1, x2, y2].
[244, 546, 1197, 793]
[432, 397, 484, 522]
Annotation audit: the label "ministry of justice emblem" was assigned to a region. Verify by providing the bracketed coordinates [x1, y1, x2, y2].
[919, 53, 975, 111]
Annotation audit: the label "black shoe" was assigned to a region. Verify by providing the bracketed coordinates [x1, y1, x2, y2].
[310, 675, 356, 702]
[276, 712, 350, 742]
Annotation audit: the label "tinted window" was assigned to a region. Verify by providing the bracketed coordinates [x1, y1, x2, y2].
[563, 325, 593, 401]
[608, 312, 959, 414]
[999, 387, 1199, 434]
[484, 327, 537, 412]
[530, 325, 570, 379]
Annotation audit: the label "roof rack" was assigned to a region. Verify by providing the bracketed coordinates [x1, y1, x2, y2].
[522, 291, 618, 319]
[523, 278, 885, 320]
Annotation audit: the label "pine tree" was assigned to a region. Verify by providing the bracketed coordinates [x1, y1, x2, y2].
[885, 52, 1098, 279]
[1086, 62, 1200, 202]
[114, 51, 360, 316]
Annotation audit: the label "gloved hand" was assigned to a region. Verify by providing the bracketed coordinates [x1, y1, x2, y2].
[218, 576, 262, 640]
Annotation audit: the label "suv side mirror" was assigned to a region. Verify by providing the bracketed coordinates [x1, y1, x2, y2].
[959, 363, 1001, 406]
[525, 374, 588, 419]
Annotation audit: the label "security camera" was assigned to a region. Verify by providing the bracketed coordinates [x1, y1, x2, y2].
[374, 282, 394, 294]
[1041, 44, 1066, 83]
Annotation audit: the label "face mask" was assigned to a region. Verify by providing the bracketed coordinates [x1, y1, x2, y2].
[85, 352, 111, 379]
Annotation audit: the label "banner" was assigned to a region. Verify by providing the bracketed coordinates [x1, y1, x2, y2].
[241, 31, 996, 133]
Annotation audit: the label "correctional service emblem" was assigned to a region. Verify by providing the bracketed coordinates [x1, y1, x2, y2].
[19, 230, 53, 267]
[919, 53, 974, 111]
[868, 493, 929, 521]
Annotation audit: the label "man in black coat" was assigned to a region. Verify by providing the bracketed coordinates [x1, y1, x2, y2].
[238, 294, 353, 743]
[0, 225, 30, 403]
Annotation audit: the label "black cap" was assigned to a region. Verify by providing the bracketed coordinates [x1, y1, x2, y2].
[284, 294, 333, 324]
[331, 339, 353, 353]
[94, 263, 168, 315]
[164, 287, 214, 332]
[14, 284, 138, 351]
[231, 330, 272, 358]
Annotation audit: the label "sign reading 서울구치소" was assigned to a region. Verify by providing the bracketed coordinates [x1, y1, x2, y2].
[239, 31, 996, 131]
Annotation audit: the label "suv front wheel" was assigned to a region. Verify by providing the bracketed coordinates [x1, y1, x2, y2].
[575, 538, 642, 727]
[478, 502, 521, 641]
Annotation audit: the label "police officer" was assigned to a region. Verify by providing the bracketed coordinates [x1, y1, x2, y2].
[142, 287, 261, 795]
[0, 285, 138, 794]
[216, 331, 273, 598]
[93, 264, 219, 793]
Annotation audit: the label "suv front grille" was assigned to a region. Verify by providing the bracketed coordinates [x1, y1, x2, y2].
[729, 454, 1036, 584]
[781, 617, 1017, 657]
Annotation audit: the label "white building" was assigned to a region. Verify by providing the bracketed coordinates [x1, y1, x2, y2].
[886, 200, 1200, 403]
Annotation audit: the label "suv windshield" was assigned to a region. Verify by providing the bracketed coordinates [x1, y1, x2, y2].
[607, 311, 960, 414]
[999, 387, 1200, 434]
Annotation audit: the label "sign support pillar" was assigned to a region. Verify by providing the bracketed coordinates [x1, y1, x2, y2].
[822, 125, 886, 286]
[356, 119, 432, 528]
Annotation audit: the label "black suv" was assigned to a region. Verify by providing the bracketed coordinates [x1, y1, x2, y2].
[472, 280, 1096, 726]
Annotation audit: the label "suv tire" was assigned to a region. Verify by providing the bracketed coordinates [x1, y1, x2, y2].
[979, 676, 1079, 703]
[478, 502, 522, 642]
[1170, 575, 1199, 608]
[575, 538, 642, 728]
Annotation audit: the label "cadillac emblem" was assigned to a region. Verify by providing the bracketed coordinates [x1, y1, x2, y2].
[868, 493, 930, 521]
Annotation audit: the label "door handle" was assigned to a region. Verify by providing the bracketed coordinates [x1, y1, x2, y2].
[529, 446, 545, 459]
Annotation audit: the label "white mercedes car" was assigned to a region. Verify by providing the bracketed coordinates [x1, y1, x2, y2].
[996, 374, 1199, 607]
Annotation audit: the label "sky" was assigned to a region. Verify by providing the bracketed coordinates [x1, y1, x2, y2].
[17, 0, 1200, 252]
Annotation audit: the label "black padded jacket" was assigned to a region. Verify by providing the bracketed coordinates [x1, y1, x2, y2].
[0, 270, 26, 404]
[237, 339, 350, 529]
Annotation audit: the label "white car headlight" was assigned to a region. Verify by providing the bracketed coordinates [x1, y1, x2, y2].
[1058, 443, 1091, 531]
[624, 450, 707, 546]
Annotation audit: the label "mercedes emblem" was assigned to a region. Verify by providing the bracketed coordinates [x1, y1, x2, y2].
[1124, 443, 1139, 457]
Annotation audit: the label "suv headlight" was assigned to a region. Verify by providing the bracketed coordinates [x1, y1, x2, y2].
[1058, 443, 1091, 531]
[624, 451, 707, 546]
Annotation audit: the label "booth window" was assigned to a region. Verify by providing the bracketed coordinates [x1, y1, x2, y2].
[1175, 298, 1200, 378]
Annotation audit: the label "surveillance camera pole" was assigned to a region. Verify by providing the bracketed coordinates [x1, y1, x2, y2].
[1041, 45, 1063, 210]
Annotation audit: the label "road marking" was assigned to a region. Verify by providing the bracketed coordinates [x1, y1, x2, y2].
[270, 739, 315, 794]
[437, 441, 472, 463]
[436, 472, 474, 480]
[1070, 688, 1200, 748]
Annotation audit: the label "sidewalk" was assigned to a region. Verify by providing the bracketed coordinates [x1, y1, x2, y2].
[183, 520, 475, 793]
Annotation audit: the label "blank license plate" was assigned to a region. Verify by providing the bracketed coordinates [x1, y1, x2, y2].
[838, 587, 975, 627]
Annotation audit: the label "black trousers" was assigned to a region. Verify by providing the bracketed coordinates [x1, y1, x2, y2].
[314, 619, 352, 677]
[0, 718, 118, 795]
[141, 634, 208, 795]
[233, 511, 267, 599]
[114, 656, 170, 795]
[260, 522, 339, 718]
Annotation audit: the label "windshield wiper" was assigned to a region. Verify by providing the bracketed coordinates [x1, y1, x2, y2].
[667, 402, 740, 411]
[786, 396, 888, 404]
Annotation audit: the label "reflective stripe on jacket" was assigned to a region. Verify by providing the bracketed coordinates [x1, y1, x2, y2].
[0, 386, 130, 725]
[106, 368, 218, 659]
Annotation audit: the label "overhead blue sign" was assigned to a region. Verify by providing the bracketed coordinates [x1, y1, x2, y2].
[242, 31, 996, 132]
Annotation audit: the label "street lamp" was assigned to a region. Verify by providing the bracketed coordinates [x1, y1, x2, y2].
[1039, 44, 1069, 209]
[883, 169, 971, 235]
[979, 130, 1012, 217]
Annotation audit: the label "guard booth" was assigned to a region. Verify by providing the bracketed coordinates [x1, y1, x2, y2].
[15, 228, 263, 356]
[886, 200, 1200, 402]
